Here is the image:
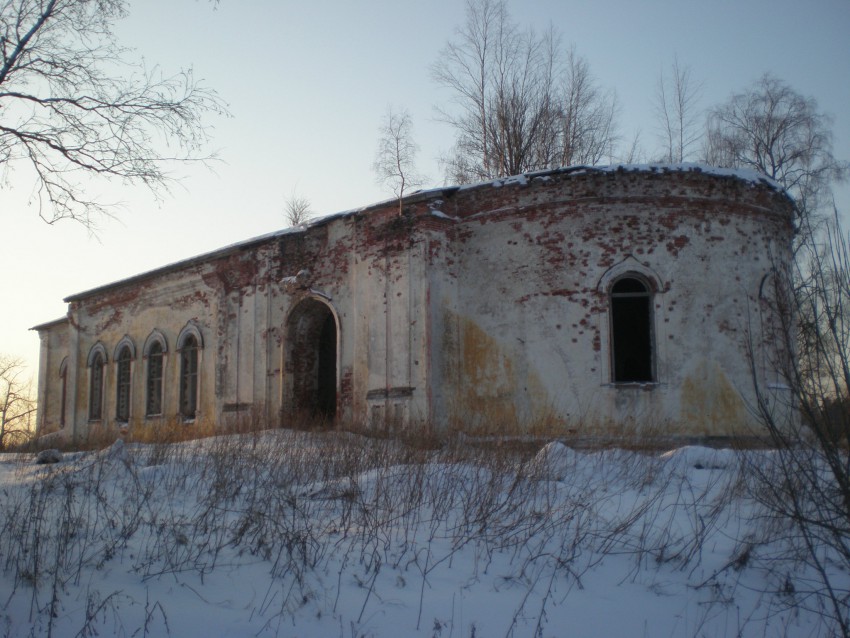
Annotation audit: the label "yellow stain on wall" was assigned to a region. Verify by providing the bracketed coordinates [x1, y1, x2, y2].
[680, 359, 752, 435]
[444, 311, 550, 429]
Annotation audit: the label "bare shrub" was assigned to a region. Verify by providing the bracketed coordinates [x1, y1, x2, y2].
[0, 420, 808, 635]
[748, 208, 850, 636]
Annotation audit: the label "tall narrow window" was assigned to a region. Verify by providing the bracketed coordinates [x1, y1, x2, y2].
[180, 335, 199, 419]
[610, 276, 654, 383]
[146, 342, 164, 416]
[89, 352, 104, 420]
[59, 359, 68, 428]
[116, 346, 132, 422]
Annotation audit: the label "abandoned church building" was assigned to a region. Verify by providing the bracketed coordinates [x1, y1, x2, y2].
[33, 165, 796, 442]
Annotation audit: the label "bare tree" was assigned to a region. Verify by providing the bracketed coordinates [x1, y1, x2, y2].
[0, 355, 35, 450]
[704, 74, 847, 221]
[619, 129, 644, 165]
[432, 0, 556, 183]
[654, 56, 702, 163]
[431, 0, 504, 183]
[432, 0, 617, 184]
[484, 25, 559, 178]
[373, 106, 425, 214]
[709, 76, 850, 636]
[0, 0, 228, 226]
[284, 188, 313, 227]
[750, 207, 850, 636]
[555, 46, 619, 167]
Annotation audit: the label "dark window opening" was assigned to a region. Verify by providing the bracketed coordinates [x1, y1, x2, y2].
[180, 335, 199, 419]
[317, 312, 337, 417]
[89, 353, 104, 420]
[610, 277, 654, 383]
[146, 342, 163, 416]
[116, 347, 132, 422]
[59, 362, 67, 427]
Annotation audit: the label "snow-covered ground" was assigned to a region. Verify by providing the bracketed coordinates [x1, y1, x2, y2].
[0, 430, 846, 637]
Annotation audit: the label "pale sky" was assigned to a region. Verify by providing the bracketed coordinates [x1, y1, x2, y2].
[2, 0, 849, 376]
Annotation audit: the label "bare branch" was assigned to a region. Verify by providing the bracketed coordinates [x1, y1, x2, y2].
[557, 46, 619, 166]
[0, 354, 35, 449]
[653, 56, 702, 163]
[373, 106, 425, 214]
[283, 187, 313, 227]
[432, 0, 617, 183]
[704, 74, 848, 223]
[0, 0, 229, 226]
[751, 206, 850, 635]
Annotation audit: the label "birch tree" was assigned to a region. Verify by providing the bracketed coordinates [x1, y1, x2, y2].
[654, 56, 702, 163]
[705, 74, 847, 221]
[556, 46, 619, 166]
[432, 0, 617, 183]
[373, 106, 425, 214]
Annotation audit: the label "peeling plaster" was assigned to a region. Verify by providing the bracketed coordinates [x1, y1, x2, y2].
[34, 166, 796, 442]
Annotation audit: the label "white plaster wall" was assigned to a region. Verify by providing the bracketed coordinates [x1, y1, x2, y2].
[34, 168, 794, 442]
[433, 170, 793, 437]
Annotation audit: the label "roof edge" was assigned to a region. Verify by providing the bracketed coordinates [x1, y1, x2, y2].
[59, 164, 791, 304]
[31, 316, 69, 332]
[63, 227, 301, 303]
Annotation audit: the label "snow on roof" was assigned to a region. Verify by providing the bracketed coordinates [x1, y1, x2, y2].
[596, 162, 784, 191]
[462, 163, 785, 193]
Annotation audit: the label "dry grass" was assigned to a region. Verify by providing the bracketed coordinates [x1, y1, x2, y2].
[2, 419, 847, 636]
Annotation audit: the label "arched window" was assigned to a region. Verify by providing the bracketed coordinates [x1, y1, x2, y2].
[610, 276, 654, 383]
[89, 351, 105, 420]
[115, 345, 133, 422]
[144, 330, 167, 417]
[146, 341, 164, 416]
[179, 334, 199, 419]
[176, 322, 203, 420]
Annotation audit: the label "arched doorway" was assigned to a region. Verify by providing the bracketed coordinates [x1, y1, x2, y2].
[285, 297, 338, 421]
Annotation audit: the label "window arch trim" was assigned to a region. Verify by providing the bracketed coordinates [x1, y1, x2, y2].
[177, 322, 204, 351]
[143, 329, 168, 357]
[596, 255, 664, 294]
[87, 342, 108, 367]
[113, 336, 137, 361]
[610, 272, 656, 295]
